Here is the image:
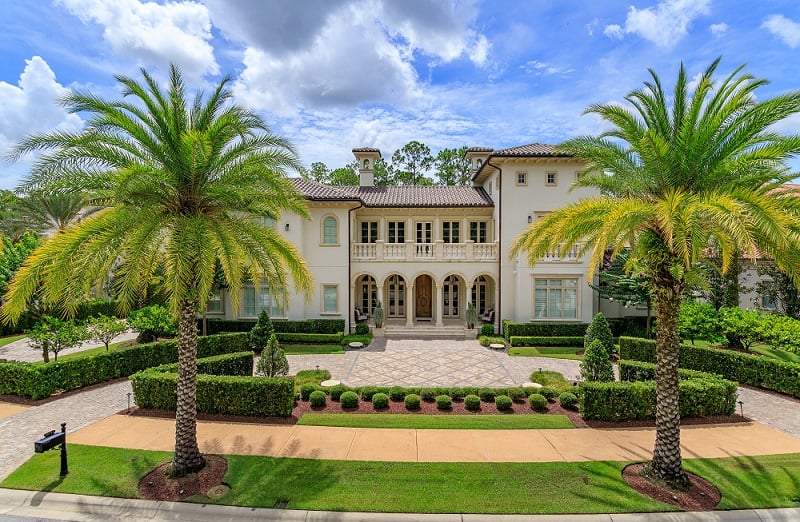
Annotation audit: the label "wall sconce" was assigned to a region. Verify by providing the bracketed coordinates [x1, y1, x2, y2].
[527, 215, 532, 223]
[284, 223, 290, 232]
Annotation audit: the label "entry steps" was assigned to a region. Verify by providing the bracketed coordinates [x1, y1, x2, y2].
[384, 324, 477, 340]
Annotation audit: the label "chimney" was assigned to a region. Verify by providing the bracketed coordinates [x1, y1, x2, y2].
[352, 147, 381, 187]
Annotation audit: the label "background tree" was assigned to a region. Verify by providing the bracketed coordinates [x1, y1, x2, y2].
[754, 261, 800, 318]
[27, 315, 87, 362]
[1, 190, 91, 237]
[300, 161, 329, 183]
[127, 304, 177, 343]
[435, 146, 472, 185]
[511, 59, 800, 487]
[373, 158, 395, 186]
[1, 65, 312, 477]
[391, 140, 434, 186]
[87, 314, 128, 351]
[0, 232, 40, 299]
[328, 161, 359, 186]
[591, 249, 653, 337]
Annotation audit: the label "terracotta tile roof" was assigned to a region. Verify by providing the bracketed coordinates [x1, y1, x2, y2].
[289, 178, 360, 201]
[351, 147, 382, 156]
[491, 143, 571, 157]
[467, 146, 494, 152]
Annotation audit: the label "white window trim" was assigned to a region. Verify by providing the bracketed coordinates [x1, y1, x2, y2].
[545, 171, 558, 186]
[516, 171, 528, 186]
[321, 284, 340, 315]
[205, 288, 224, 315]
[238, 283, 287, 320]
[320, 214, 339, 246]
[531, 275, 581, 322]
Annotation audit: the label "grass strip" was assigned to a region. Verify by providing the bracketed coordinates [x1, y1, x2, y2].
[57, 340, 131, 361]
[0, 334, 26, 348]
[5, 446, 800, 513]
[508, 347, 582, 360]
[282, 344, 344, 355]
[297, 413, 574, 429]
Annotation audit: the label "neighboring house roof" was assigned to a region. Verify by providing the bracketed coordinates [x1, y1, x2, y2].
[289, 178, 493, 208]
[491, 143, 571, 157]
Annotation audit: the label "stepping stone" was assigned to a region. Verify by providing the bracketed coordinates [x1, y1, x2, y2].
[348, 342, 364, 350]
[489, 343, 505, 350]
[523, 382, 543, 389]
[320, 379, 341, 387]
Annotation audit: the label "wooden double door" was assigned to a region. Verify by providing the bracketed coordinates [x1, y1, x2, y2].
[415, 275, 432, 319]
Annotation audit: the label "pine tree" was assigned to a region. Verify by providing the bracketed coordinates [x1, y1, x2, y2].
[580, 339, 614, 382]
[584, 313, 614, 357]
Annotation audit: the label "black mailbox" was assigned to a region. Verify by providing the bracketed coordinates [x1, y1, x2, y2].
[34, 431, 64, 453]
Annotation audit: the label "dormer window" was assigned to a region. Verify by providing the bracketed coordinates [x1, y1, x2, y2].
[476, 158, 483, 167]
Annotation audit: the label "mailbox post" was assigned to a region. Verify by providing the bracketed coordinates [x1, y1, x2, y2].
[34, 422, 68, 477]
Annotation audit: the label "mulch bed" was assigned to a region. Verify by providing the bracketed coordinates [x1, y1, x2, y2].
[139, 454, 228, 501]
[622, 463, 721, 511]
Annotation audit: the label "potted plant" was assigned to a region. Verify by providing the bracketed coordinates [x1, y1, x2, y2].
[465, 302, 478, 330]
[373, 300, 385, 337]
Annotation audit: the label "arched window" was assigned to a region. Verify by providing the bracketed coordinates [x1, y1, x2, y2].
[363, 159, 370, 169]
[476, 158, 483, 167]
[322, 215, 338, 245]
[443, 275, 461, 317]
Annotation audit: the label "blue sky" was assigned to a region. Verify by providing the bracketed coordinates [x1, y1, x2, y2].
[1, 0, 799, 189]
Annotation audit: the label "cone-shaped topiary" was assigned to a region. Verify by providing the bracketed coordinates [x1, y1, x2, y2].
[250, 310, 275, 350]
[585, 312, 614, 356]
[256, 331, 289, 377]
[580, 338, 614, 382]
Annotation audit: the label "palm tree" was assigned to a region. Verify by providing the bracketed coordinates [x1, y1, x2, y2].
[1, 190, 90, 237]
[511, 58, 800, 487]
[1, 65, 312, 477]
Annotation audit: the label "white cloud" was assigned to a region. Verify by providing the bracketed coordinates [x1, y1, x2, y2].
[0, 57, 84, 189]
[207, 0, 490, 114]
[710, 23, 728, 37]
[605, 0, 711, 48]
[56, 0, 218, 79]
[762, 14, 800, 48]
[521, 60, 574, 76]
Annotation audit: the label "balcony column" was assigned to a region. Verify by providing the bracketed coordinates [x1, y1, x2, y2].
[406, 283, 415, 327]
[405, 239, 414, 261]
[375, 240, 385, 260]
[466, 239, 474, 259]
[435, 282, 444, 327]
[376, 281, 384, 313]
[434, 239, 444, 259]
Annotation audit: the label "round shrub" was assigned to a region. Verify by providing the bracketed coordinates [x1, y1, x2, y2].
[300, 383, 318, 401]
[505, 387, 527, 402]
[528, 393, 548, 411]
[559, 391, 579, 410]
[464, 394, 481, 411]
[478, 388, 497, 402]
[538, 386, 557, 401]
[372, 392, 389, 409]
[360, 386, 380, 401]
[309, 390, 327, 407]
[340, 391, 359, 409]
[329, 384, 349, 401]
[354, 323, 370, 335]
[389, 386, 406, 401]
[495, 394, 513, 411]
[435, 394, 452, 410]
[448, 387, 467, 400]
[420, 389, 438, 401]
[404, 393, 421, 410]
[480, 323, 495, 336]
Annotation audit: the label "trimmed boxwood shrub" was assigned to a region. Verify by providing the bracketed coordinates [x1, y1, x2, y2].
[329, 384, 349, 401]
[300, 383, 318, 401]
[0, 332, 249, 400]
[510, 336, 585, 347]
[619, 336, 800, 399]
[495, 394, 513, 411]
[389, 386, 406, 401]
[354, 323, 370, 335]
[537, 386, 557, 401]
[404, 393, 420, 410]
[464, 394, 481, 411]
[203, 318, 345, 335]
[435, 395, 452, 410]
[359, 386, 380, 401]
[480, 323, 495, 336]
[559, 392, 579, 410]
[585, 313, 614, 356]
[340, 391, 359, 408]
[505, 322, 588, 340]
[479, 335, 506, 347]
[420, 389, 438, 401]
[504, 387, 527, 402]
[529, 393, 548, 411]
[478, 388, 497, 402]
[309, 390, 327, 407]
[372, 392, 389, 409]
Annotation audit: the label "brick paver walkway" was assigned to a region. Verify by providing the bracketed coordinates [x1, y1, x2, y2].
[0, 331, 139, 363]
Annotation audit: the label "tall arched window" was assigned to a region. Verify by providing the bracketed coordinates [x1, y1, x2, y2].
[322, 215, 338, 245]
[363, 159, 370, 169]
[443, 275, 461, 317]
[387, 275, 406, 317]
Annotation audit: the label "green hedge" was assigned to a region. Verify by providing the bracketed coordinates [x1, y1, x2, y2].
[510, 336, 585, 347]
[275, 332, 344, 344]
[618, 336, 800, 399]
[618, 360, 718, 382]
[580, 376, 737, 421]
[0, 332, 249, 400]
[202, 318, 345, 335]
[131, 351, 294, 416]
[504, 322, 588, 340]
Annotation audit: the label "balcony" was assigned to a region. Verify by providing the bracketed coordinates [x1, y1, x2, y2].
[352, 240, 498, 262]
[540, 242, 584, 263]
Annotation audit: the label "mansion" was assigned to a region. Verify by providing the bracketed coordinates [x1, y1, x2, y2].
[208, 143, 619, 335]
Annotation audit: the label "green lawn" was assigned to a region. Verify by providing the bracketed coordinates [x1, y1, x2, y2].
[56, 340, 131, 361]
[5, 445, 800, 513]
[297, 413, 574, 429]
[508, 346, 583, 360]
[0, 334, 26, 348]
[282, 344, 344, 355]
[684, 339, 800, 364]
[528, 370, 575, 394]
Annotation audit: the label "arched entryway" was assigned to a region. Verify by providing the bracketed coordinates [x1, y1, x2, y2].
[356, 275, 377, 315]
[414, 274, 433, 320]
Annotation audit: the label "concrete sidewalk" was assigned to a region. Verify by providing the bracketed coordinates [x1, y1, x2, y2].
[69, 415, 800, 463]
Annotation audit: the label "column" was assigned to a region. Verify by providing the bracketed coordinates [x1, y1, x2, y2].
[435, 282, 444, 327]
[376, 282, 384, 312]
[406, 283, 415, 327]
[350, 282, 357, 332]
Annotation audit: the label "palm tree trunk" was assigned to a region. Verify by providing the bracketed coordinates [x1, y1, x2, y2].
[649, 270, 689, 488]
[167, 298, 204, 477]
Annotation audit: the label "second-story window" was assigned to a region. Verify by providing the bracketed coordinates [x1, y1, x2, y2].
[546, 172, 558, 186]
[470, 221, 487, 243]
[516, 172, 527, 185]
[442, 221, 460, 243]
[322, 216, 338, 245]
[361, 221, 378, 243]
[388, 221, 405, 243]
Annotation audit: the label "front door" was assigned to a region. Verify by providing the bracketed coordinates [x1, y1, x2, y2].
[416, 275, 432, 319]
